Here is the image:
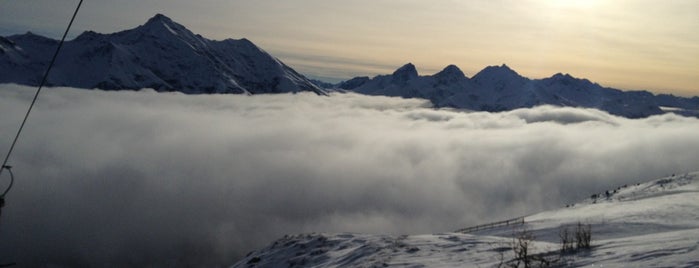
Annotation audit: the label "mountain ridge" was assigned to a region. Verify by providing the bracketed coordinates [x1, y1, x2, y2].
[0, 13, 325, 95]
[2, 14, 697, 118]
[336, 63, 699, 118]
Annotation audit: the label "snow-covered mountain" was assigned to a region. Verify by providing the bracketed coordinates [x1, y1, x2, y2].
[0, 14, 324, 95]
[233, 172, 699, 267]
[338, 63, 699, 118]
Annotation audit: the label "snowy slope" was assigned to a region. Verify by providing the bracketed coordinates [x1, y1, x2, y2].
[340, 64, 699, 118]
[0, 14, 324, 95]
[232, 172, 699, 267]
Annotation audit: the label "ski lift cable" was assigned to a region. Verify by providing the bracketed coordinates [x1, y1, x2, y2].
[0, 0, 84, 190]
[1, 166, 13, 198]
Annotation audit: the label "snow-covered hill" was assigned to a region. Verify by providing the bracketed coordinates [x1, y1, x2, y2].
[0, 14, 324, 95]
[338, 63, 699, 118]
[233, 172, 699, 267]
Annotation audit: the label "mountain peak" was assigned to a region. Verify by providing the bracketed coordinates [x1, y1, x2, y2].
[491, 64, 515, 72]
[17, 31, 41, 38]
[473, 64, 524, 81]
[549, 72, 594, 84]
[392, 63, 418, 78]
[0, 13, 322, 95]
[131, 13, 204, 42]
[74, 30, 103, 42]
[141, 13, 186, 34]
[146, 13, 173, 24]
[435, 64, 465, 78]
[551, 72, 573, 79]
[546, 72, 597, 88]
[8, 31, 58, 44]
[391, 63, 418, 85]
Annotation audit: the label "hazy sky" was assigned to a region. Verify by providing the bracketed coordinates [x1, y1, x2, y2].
[1, 0, 697, 95]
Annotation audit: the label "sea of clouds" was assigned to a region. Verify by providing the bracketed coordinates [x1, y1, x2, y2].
[0, 84, 697, 266]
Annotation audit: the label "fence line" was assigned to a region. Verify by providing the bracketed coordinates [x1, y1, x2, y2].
[456, 217, 525, 233]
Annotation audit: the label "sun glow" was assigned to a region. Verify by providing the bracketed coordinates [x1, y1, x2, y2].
[548, 0, 603, 9]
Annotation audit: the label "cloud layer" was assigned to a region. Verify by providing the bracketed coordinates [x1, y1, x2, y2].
[0, 84, 697, 266]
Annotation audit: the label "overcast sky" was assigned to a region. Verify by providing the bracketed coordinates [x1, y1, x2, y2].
[1, 85, 698, 266]
[0, 0, 697, 96]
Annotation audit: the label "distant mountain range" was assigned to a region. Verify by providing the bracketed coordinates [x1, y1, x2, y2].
[335, 63, 699, 118]
[1, 14, 697, 118]
[0, 14, 324, 95]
